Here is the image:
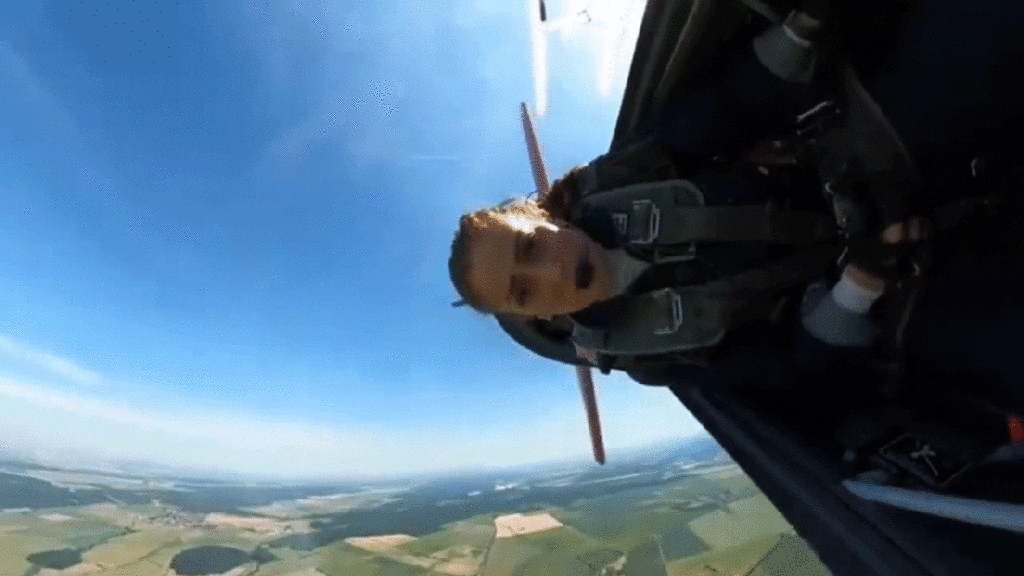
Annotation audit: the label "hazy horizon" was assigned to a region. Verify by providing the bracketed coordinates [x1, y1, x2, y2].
[1, 431, 712, 486]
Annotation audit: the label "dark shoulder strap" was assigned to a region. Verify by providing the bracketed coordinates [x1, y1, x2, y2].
[571, 244, 842, 357]
[496, 314, 586, 367]
[583, 138, 681, 199]
[575, 178, 837, 246]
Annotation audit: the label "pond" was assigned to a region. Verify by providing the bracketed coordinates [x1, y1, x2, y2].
[26, 548, 81, 570]
[169, 546, 253, 576]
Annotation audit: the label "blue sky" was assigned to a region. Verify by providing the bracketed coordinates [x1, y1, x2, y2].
[0, 0, 704, 480]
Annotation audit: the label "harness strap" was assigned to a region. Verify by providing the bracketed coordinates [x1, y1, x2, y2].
[804, 61, 920, 236]
[572, 244, 842, 356]
[571, 287, 728, 355]
[580, 179, 837, 246]
[647, 204, 836, 245]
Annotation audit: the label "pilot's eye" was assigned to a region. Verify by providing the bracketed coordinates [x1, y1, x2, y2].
[520, 235, 538, 262]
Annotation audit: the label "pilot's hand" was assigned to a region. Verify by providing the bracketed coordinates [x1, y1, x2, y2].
[844, 216, 933, 291]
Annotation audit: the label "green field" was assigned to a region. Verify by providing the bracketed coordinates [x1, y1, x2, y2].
[0, 510, 128, 575]
[671, 532, 780, 575]
[315, 540, 379, 576]
[80, 502, 166, 526]
[552, 492, 710, 562]
[644, 516, 709, 561]
[84, 527, 182, 566]
[480, 535, 544, 576]
[396, 528, 463, 557]
[435, 514, 500, 549]
[255, 556, 320, 576]
[0, 531, 45, 576]
[669, 532, 830, 576]
[518, 525, 599, 553]
[11, 511, 125, 550]
[315, 543, 433, 576]
[372, 556, 429, 576]
[749, 533, 830, 576]
[0, 467, 830, 576]
[512, 547, 596, 576]
[688, 495, 795, 550]
[100, 557, 173, 576]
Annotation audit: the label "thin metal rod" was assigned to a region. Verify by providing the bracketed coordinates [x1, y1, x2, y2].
[520, 102, 551, 196]
[522, 101, 604, 465]
[577, 366, 606, 465]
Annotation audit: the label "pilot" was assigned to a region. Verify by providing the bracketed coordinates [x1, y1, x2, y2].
[448, 178, 929, 369]
[448, 0, 935, 379]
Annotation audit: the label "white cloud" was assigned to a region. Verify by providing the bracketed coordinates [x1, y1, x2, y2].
[0, 377, 378, 477]
[529, 0, 550, 116]
[528, 0, 647, 117]
[0, 334, 100, 385]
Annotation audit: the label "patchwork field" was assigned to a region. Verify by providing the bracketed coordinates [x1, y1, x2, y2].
[1, 459, 830, 576]
[83, 527, 182, 566]
[251, 547, 319, 576]
[688, 494, 795, 550]
[668, 533, 829, 576]
[479, 536, 543, 576]
[0, 509, 129, 575]
[346, 535, 418, 552]
[315, 540, 403, 576]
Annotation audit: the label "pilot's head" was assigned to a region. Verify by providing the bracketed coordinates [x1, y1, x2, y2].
[449, 197, 615, 318]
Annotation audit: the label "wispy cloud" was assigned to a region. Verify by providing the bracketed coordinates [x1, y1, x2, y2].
[0, 334, 100, 385]
[528, 0, 646, 117]
[528, 0, 549, 116]
[0, 372, 703, 480]
[0, 377, 380, 478]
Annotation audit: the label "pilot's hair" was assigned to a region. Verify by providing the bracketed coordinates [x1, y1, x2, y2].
[449, 166, 588, 315]
[538, 165, 587, 220]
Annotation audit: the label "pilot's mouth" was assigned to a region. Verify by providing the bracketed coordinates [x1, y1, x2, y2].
[575, 256, 594, 291]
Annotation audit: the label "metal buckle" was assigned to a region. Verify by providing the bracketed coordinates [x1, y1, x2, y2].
[653, 289, 684, 335]
[877, 433, 972, 488]
[795, 99, 841, 139]
[612, 213, 628, 236]
[629, 199, 660, 244]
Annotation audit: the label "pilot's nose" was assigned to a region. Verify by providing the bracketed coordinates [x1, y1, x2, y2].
[533, 254, 566, 283]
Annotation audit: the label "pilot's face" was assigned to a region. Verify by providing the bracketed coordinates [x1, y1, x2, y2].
[466, 210, 615, 318]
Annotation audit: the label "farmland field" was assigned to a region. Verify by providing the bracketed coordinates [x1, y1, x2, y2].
[0, 438, 831, 576]
[688, 495, 795, 550]
[83, 527, 182, 566]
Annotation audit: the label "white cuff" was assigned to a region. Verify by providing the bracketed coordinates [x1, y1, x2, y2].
[831, 274, 883, 315]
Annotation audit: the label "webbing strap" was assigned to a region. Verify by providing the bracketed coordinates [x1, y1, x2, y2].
[645, 204, 836, 245]
[571, 244, 842, 355]
[579, 180, 836, 247]
[571, 287, 729, 355]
